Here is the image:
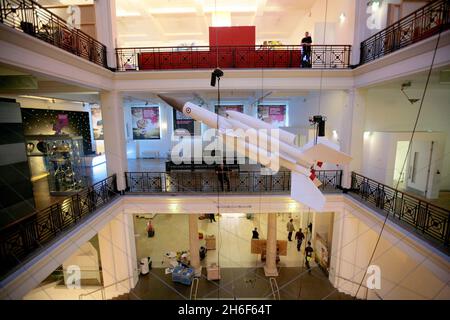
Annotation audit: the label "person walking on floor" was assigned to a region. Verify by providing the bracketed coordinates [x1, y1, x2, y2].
[252, 227, 259, 239]
[307, 222, 313, 241]
[287, 219, 295, 241]
[295, 228, 305, 252]
[305, 241, 314, 273]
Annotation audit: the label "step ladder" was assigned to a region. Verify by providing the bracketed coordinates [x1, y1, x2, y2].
[269, 277, 280, 300]
[190, 277, 200, 300]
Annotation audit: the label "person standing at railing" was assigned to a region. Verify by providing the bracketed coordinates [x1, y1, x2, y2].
[301, 32, 312, 68]
[216, 164, 231, 192]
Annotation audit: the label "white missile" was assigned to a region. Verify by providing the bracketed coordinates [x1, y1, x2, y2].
[226, 110, 297, 145]
[158, 95, 352, 211]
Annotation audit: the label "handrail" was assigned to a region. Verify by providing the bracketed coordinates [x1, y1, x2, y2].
[360, 0, 450, 65]
[124, 170, 343, 194]
[350, 172, 450, 248]
[79, 272, 137, 300]
[0, 174, 118, 278]
[0, 0, 108, 68]
[334, 275, 383, 300]
[116, 45, 352, 71]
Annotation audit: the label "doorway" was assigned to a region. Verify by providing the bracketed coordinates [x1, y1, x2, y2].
[406, 140, 434, 196]
[393, 141, 410, 189]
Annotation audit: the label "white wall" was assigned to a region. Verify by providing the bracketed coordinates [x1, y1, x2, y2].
[362, 131, 446, 198]
[330, 200, 450, 300]
[364, 85, 450, 190]
[288, 0, 356, 45]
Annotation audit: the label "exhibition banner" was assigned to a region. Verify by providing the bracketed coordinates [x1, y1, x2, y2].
[91, 108, 103, 140]
[215, 105, 244, 117]
[257, 105, 287, 127]
[131, 107, 160, 140]
[173, 109, 194, 136]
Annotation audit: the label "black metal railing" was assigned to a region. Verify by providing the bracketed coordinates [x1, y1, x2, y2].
[124, 170, 343, 194]
[0, 0, 108, 68]
[0, 175, 118, 278]
[115, 45, 352, 71]
[360, 0, 450, 65]
[349, 172, 450, 247]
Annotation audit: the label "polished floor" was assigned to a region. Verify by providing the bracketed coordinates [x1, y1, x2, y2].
[134, 212, 312, 269]
[124, 266, 353, 300]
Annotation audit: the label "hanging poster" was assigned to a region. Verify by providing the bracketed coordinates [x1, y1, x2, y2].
[215, 105, 244, 117]
[91, 108, 103, 140]
[257, 105, 287, 127]
[131, 106, 160, 140]
[173, 109, 194, 136]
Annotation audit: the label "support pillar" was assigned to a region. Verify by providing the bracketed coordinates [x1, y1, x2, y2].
[94, 0, 117, 69]
[98, 212, 138, 299]
[101, 90, 128, 191]
[340, 89, 367, 189]
[264, 213, 278, 277]
[189, 214, 201, 276]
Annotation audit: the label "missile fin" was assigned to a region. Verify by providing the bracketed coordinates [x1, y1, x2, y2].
[290, 172, 325, 211]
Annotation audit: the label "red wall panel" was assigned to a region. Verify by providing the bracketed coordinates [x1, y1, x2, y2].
[209, 26, 256, 47]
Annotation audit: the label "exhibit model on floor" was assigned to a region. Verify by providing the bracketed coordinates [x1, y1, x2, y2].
[158, 95, 352, 211]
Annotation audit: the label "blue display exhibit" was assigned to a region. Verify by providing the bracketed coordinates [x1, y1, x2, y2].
[171, 265, 195, 285]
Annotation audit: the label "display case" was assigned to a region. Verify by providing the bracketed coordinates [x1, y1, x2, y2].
[25, 135, 87, 195]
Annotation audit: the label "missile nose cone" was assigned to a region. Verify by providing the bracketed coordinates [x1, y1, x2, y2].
[157, 94, 185, 112]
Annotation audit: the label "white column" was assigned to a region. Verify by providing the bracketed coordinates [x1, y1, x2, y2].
[189, 214, 201, 276]
[264, 213, 278, 277]
[340, 89, 367, 189]
[101, 90, 128, 191]
[98, 213, 138, 299]
[95, 0, 117, 69]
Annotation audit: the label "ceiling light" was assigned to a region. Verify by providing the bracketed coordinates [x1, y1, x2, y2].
[212, 11, 231, 27]
[204, 5, 256, 13]
[116, 9, 141, 17]
[371, 1, 380, 11]
[149, 7, 196, 14]
[222, 213, 245, 218]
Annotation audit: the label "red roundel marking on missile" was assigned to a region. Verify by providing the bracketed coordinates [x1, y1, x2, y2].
[186, 107, 191, 114]
[309, 168, 316, 181]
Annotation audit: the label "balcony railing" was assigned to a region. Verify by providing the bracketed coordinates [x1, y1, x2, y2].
[360, 0, 450, 65]
[115, 45, 352, 71]
[124, 170, 343, 194]
[0, 0, 108, 68]
[0, 175, 118, 279]
[349, 172, 450, 248]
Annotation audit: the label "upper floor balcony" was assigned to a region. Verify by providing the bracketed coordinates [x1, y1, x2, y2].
[0, 0, 107, 68]
[359, 0, 449, 65]
[115, 45, 353, 71]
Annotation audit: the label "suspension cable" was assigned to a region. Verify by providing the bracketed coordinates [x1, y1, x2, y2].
[353, 29, 443, 299]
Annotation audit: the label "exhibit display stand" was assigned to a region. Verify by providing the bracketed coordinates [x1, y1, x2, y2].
[25, 135, 87, 195]
[205, 235, 216, 250]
